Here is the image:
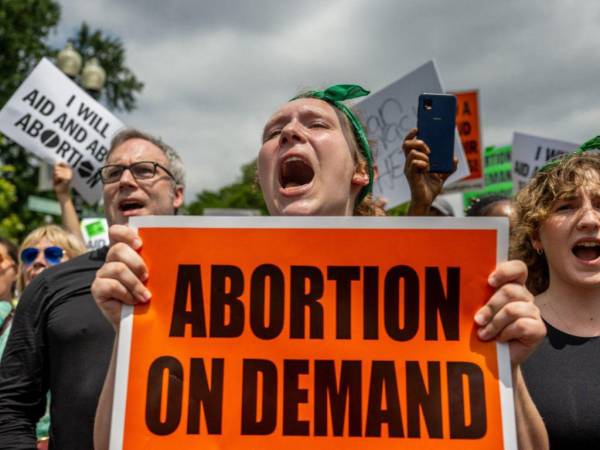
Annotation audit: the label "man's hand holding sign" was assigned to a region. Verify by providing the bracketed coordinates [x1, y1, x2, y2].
[92, 217, 546, 450]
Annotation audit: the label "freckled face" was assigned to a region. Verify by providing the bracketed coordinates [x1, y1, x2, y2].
[258, 98, 367, 216]
[535, 178, 600, 288]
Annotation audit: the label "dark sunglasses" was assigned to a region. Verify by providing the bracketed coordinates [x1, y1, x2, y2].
[20, 246, 65, 266]
[99, 161, 176, 184]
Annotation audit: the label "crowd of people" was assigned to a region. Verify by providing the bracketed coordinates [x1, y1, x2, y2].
[0, 83, 598, 450]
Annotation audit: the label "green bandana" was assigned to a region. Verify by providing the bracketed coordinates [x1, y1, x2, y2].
[292, 84, 374, 204]
[539, 135, 600, 173]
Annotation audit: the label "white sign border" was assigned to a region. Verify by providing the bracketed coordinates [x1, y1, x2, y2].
[110, 215, 514, 450]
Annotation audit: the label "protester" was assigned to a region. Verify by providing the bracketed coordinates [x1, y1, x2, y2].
[402, 127, 456, 216]
[52, 161, 85, 244]
[1, 163, 85, 450]
[92, 85, 547, 450]
[0, 237, 18, 356]
[511, 138, 600, 450]
[0, 129, 185, 450]
[5, 225, 87, 449]
[16, 225, 86, 295]
[466, 194, 513, 217]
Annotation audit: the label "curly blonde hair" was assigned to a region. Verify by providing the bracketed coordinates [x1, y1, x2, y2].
[510, 153, 600, 295]
[17, 225, 87, 293]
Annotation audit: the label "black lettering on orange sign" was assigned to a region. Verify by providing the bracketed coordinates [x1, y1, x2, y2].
[241, 359, 278, 435]
[314, 360, 362, 436]
[406, 361, 443, 438]
[187, 358, 224, 435]
[327, 266, 360, 339]
[363, 266, 379, 339]
[250, 264, 285, 339]
[146, 356, 183, 435]
[384, 266, 419, 341]
[145, 356, 224, 436]
[448, 362, 487, 439]
[210, 265, 245, 337]
[425, 267, 460, 340]
[290, 266, 324, 339]
[283, 360, 310, 435]
[365, 361, 404, 437]
[169, 264, 461, 342]
[170, 265, 206, 337]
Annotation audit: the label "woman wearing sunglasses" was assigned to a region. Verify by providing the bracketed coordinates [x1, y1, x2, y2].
[12, 225, 87, 450]
[17, 225, 87, 294]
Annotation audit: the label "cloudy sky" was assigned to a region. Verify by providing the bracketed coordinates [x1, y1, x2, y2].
[51, 0, 600, 202]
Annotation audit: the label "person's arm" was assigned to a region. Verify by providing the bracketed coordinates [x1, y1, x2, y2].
[94, 332, 118, 450]
[0, 277, 50, 449]
[513, 366, 548, 450]
[474, 260, 548, 450]
[92, 225, 149, 450]
[402, 128, 457, 215]
[53, 162, 84, 243]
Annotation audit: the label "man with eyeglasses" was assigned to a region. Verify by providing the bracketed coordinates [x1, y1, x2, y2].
[0, 129, 185, 450]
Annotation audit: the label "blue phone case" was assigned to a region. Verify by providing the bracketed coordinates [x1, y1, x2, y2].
[417, 93, 457, 173]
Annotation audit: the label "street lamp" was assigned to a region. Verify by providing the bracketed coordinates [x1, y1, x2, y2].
[81, 58, 106, 93]
[57, 42, 82, 77]
[53, 42, 108, 216]
[57, 42, 106, 96]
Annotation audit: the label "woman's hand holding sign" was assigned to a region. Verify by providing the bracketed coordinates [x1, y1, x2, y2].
[475, 260, 545, 367]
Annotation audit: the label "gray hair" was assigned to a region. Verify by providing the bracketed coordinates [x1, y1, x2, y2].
[107, 128, 186, 188]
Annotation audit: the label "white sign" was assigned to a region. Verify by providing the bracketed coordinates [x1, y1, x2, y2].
[356, 61, 470, 207]
[0, 58, 125, 203]
[80, 217, 109, 250]
[512, 132, 579, 192]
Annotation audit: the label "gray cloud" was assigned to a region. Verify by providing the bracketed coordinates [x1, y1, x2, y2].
[54, 0, 600, 201]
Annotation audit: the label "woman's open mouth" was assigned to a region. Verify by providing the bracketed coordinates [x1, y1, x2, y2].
[572, 240, 600, 262]
[279, 156, 315, 192]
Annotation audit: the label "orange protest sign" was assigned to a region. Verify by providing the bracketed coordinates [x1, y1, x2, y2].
[110, 216, 515, 450]
[453, 90, 483, 182]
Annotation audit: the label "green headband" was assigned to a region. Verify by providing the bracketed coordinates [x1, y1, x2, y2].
[291, 84, 374, 204]
[539, 135, 600, 173]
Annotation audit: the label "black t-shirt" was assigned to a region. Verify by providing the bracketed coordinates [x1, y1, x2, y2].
[522, 320, 600, 450]
[0, 247, 114, 450]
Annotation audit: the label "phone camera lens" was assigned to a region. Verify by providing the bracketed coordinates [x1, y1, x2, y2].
[424, 98, 433, 111]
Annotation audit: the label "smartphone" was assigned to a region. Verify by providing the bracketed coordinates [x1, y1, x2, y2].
[417, 93, 457, 173]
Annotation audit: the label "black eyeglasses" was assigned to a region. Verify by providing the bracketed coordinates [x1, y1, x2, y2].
[20, 246, 64, 266]
[100, 161, 176, 184]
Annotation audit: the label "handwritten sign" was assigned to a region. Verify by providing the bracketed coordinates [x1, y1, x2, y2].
[452, 90, 483, 186]
[356, 61, 470, 207]
[0, 58, 125, 203]
[110, 216, 516, 450]
[512, 132, 579, 193]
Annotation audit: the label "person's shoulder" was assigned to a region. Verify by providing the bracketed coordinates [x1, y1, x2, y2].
[44, 245, 108, 280]
[18, 246, 108, 308]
